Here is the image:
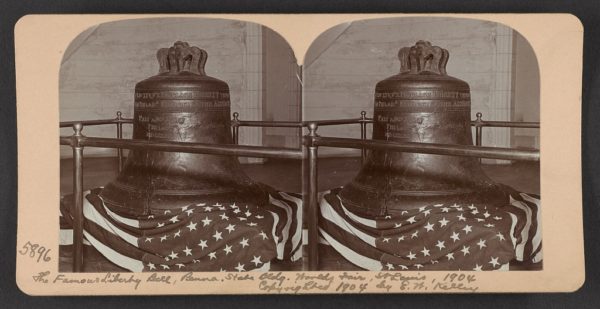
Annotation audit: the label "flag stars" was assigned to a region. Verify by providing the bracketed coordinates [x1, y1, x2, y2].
[496, 232, 506, 241]
[145, 237, 153, 243]
[484, 223, 495, 228]
[251, 256, 262, 266]
[446, 252, 455, 260]
[239, 238, 250, 248]
[245, 210, 252, 217]
[173, 230, 181, 238]
[202, 217, 212, 227]
[220, 213, 229, 221]
[247, 222, 258, 227]
[163, 210, 171, 215]
[147, 262, 156, 270]
[225, 224, 236, 233]
[423, 209, 431, 216]
[235, 263, 245, 272]
[255, 215, 264, 219]
[187, 221, 197, 231]
[421, 247, 430, 257]
[203, 206, 213, 212]
[406, 251, 417, 260]
[161, 264, 170, 270]
[483, 211, 491, 218]
[462, 225, 473, 234]
[183, 246, 193, 256]
[457, 214, 466, 221]
[169, 216, 179, 223]
[441, 207, 450, 213]
[176, 263, 185, 269]
[157, 222, 165, 228]
[386, 263, 394, 270]
[397, 235, 405, 242]
[208, 252, 217, 260]
[160, 235, 168, 242]
[223, 244, 233, 255]
[418, 206, 427, 212]
[461, 245, 471, 256]
[384, 215, 392, 219]
[233, 209, 241, 214]
[476, 239, 487, 249]
[471, 209, 479, 215]
[450, 231, 460, 242]
[473, 264, 483, 271]
[259, 231, 269, 240]
[394, 223, 402, 228]
[195, 203, 206, 207]
[198, 240, 208, 250]
[181, 205, 189, 211]
[493, 216, 502, 221]
[213, 231, 223, 241]
[382, 238, 390, 243]
[435, 240, 446, 250]
[185, 209, 194, 216]
[439, 217, 449, 227]
[424, 222, 435, 232]
[414, 264, 424, 270]
[148, 214, 155, 219]
[489, 256, 500, 268]
[411, 230, 419, 239]
[407, 216, 417, 224]
[168, 251, 179, 260]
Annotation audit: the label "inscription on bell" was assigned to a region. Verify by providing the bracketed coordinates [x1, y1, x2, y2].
[375, 90, 470, 99]
[135, 91, 229, 100]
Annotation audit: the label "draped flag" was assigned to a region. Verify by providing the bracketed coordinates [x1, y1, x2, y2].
[318, 187, 541, 271]
[60, 187, 302, 272]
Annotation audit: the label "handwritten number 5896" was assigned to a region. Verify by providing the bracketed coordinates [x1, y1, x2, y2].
[19, 241, 51, 262]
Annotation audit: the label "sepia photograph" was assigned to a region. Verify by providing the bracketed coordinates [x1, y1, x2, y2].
[57, 16, 541, 274]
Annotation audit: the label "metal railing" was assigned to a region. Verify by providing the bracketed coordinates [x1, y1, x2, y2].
[60, 110, 539, 272]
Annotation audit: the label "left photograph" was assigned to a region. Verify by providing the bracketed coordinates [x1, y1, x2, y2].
[58, 18, 304, 272]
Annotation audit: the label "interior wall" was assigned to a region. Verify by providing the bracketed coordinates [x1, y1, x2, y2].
[511, 33, 541, 149]
[261, 29, 302, 149]
[59, 18, 280, 159]
[303, 17, 536, 158]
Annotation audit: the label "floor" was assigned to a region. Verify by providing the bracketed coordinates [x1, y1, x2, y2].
[59, 156, 540, 272]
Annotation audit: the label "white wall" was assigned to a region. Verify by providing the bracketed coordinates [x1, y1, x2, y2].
[303, 17, 537, 157]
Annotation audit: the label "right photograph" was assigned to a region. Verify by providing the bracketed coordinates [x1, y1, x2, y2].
[302, 17, 541, 271]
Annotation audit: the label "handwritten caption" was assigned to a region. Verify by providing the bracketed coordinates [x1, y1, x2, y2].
[32, 270, 478, 293]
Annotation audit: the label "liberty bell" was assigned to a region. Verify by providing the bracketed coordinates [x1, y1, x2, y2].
[339, 41, 504, 217]
[100, 41, 266, 216]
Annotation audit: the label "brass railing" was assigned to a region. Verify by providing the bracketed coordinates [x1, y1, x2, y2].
[60, 111, 539, 272]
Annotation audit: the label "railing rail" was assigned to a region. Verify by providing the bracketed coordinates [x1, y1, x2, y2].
[60, 110, 539, 272]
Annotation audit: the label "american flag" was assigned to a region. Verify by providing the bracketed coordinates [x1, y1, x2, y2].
[318, 186, 541, 271]
[60, 187, 302, 272]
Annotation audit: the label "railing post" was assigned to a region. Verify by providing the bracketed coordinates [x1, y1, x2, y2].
[304, 122, 319, 271]
[475, 112, 483, 147]
[232, 112, 240, 145]
[72, 123, 85, 272]
[360, 111, 367, 164]
[116, 111, 124, 172]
